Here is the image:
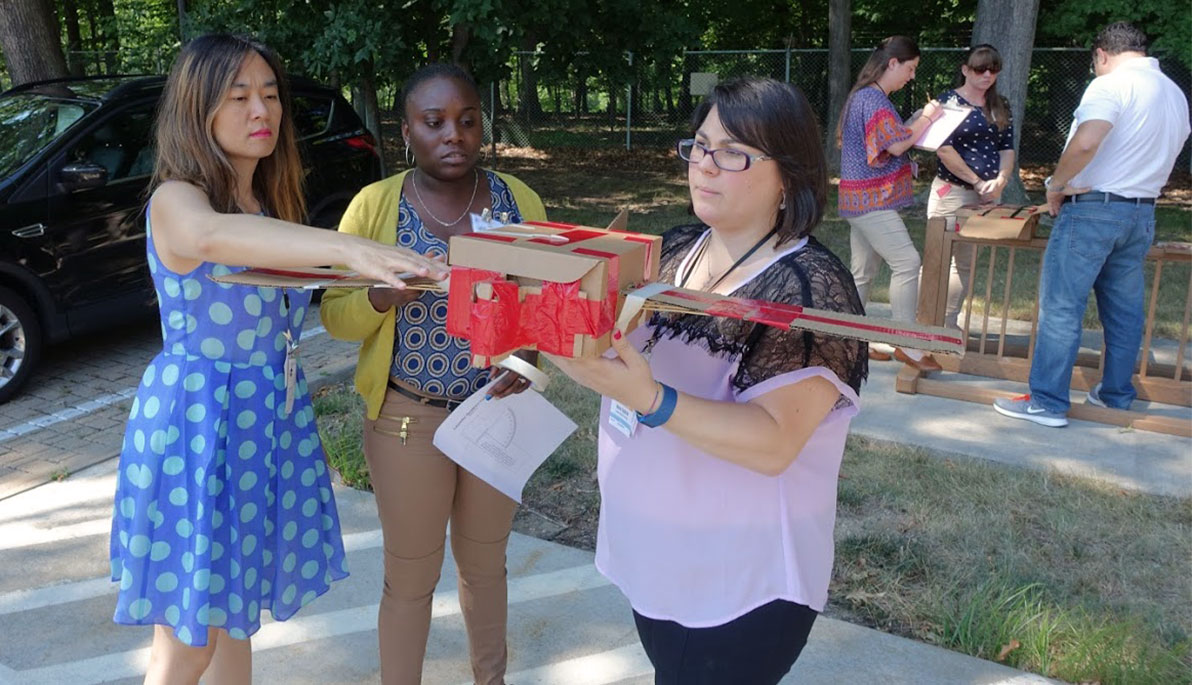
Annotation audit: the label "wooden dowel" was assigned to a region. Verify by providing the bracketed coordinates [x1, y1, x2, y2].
[1175, 268, 1191, 383]
[1140, 259, 1164, 379]
[979, 246, 997, 356]
[998, 248, 1016, 359]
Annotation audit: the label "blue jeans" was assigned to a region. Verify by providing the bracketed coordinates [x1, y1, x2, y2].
[1029, 199, 1155, 413]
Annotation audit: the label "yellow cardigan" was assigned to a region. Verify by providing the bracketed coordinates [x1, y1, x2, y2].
[319, 169, 547, 419]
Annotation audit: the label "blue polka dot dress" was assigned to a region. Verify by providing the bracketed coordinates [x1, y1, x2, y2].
[109, 215, 348, 646]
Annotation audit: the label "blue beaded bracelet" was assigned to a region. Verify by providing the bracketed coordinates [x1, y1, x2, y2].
[637, 383, 677, 428]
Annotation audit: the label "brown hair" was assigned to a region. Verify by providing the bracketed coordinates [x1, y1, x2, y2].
[960, 44, 1011, 131]
[835, 36, 920, 148]
[151, 34, 305, 223]
[691, 78, 827, 244]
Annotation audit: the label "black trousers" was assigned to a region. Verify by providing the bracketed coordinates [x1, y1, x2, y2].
[633, 599, 818, 685]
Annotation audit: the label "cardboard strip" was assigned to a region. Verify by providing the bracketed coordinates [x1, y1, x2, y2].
[496, 354, 550, 391]
[616, 282, 671, 333]
[646, 288, 964, 355]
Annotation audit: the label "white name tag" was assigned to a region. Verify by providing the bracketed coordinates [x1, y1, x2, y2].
[608, 400, 639, 438]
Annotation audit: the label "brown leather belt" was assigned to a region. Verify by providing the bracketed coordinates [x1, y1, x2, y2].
[386, 377, 464, 412]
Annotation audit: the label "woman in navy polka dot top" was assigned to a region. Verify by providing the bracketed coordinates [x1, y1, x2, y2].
[928, 44, 1017, 329]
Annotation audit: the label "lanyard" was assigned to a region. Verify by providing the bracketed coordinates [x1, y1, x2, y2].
[678, 227, 779, 292]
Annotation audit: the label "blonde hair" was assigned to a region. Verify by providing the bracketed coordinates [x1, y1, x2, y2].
[151, 34, 305, 223]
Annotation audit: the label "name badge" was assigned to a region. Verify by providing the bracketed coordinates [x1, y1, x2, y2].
[608, 400, 638, 438]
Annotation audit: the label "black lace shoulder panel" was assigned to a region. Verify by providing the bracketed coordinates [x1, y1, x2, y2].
[646, 225, 868, 399]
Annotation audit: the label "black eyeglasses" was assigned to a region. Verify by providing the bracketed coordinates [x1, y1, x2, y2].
[677, 138, 772, 172]
[968, 65, 1001, 75]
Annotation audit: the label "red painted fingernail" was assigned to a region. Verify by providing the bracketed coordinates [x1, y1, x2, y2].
[613, 330, 622, 340]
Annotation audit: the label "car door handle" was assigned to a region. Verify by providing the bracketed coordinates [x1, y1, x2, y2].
[12, 223, 46, 238]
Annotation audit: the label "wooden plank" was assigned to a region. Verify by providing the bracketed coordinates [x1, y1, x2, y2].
[917, 217, 948, 326]
[937, 352, 1191, 406]
[979, 246, 996, 355]
[894, 364, 923, 394]
[913, 378, 1192, 438]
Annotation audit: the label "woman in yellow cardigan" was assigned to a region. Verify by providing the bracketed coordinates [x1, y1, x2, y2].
[320, 64, 545, 685]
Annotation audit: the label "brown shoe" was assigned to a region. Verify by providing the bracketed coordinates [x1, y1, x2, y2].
[868, 347, 893, 362]
[894, 348, 943, 373]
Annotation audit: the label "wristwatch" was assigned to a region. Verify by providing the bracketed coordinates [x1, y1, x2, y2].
[1044, 175, 1067, 193]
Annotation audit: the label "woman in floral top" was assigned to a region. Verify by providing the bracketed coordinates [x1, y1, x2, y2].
[930, 44, 1017, 329]
[836, 36, 942, 370]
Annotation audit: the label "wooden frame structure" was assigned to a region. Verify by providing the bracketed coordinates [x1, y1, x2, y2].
[901, 216, 1192, 437]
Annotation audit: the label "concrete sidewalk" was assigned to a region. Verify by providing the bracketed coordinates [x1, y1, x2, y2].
[0, 458, 1054, 684]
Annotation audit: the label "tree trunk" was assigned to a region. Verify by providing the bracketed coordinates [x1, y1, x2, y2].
[94, 0, 118, 72]
[61, 0, 85, 75]
[518, 35, 542, 120]
[973, 0, 1040, 204]
[0, 0, 69, 85]
[358, 69, 386, 175]
[825, 0, 851, 174]
[450, 23, 470, 71]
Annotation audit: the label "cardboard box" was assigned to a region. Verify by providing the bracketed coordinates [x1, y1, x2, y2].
[446, 221, 663, 365]
[956, 204, 1042, 241]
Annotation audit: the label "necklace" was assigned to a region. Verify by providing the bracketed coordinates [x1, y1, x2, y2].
[411, 168, 480, 227]
[679, 227, 778, 292]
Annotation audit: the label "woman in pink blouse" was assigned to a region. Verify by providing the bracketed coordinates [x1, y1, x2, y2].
[550, 78, 867, 684]
[836, 36, 942, 370]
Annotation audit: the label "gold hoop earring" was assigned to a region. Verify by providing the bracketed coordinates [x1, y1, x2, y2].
[404, 142, 414, 167]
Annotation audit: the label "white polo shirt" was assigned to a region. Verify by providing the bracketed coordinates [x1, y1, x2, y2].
[1066, 57, 1190, 198]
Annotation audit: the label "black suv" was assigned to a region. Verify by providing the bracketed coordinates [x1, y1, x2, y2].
[0, 75, 383, 402]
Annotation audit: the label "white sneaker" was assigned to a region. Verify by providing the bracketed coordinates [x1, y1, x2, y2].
[1086, 383, 1107, 408]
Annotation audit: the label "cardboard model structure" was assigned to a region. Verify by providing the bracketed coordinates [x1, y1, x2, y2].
[955, 204, 1043, 241]
[444, 221, 664, 365]
[210, 219, 965, 363]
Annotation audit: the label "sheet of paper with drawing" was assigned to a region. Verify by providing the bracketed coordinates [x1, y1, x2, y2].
[432, 379, 577, 503]
[913, 104, 972, 152]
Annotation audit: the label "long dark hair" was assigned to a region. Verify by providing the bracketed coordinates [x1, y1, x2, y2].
[151, 33, 305, 223]
[691, 77, 827, 244]
[958, 44, 1010, 131]
[835, 35, 920, 148]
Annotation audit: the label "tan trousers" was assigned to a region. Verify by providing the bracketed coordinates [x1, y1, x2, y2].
[926, 177, 980, 329]
[846, 209, 922, 323]
[363, 389, 517, 685]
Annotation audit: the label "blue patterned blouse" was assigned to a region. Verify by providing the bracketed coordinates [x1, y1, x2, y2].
[389, 169, 523, 399]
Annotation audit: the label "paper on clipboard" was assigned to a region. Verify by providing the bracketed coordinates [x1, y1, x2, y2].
[913, 104, 972, 152]
[432, 378, 577, 503]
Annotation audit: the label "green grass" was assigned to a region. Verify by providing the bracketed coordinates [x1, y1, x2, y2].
[314, 372, 1192, 683]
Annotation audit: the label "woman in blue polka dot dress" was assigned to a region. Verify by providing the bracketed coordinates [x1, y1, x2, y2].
[109, 35, 445, 683]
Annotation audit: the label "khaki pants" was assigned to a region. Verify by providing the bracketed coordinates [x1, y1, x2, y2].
[846, 209, 922, 323]
[926, 177, 980, 329]
[363, 389, 517, 685]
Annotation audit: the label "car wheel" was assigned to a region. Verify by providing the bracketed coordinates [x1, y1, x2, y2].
[0, 286, 42, 404]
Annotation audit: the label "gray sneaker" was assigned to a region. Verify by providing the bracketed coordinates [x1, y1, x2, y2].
[1086, 383, 1107, 408]
[993, 394, 1068, 427]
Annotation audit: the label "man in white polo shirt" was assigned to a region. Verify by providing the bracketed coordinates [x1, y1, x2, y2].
[995, 22, 1190, 427]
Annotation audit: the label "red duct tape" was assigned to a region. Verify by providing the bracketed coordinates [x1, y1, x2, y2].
[468, 279, 523, 357]
[446, 267, 503, 337]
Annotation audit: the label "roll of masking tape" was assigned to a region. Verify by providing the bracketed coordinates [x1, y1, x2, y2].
[497, 354, 551, 392]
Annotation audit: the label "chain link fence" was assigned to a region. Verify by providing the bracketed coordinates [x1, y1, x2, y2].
[490, 48, 1192, 168]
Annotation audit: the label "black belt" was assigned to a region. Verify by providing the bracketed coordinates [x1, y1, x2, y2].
[387, 379, 463, 411]
[1067, 192, 1156, 205]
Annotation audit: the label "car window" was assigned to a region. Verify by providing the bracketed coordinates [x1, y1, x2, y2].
[69, 104, 156, 182]
[0, 94, 97, 178]
[293, 95, 334, 140]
